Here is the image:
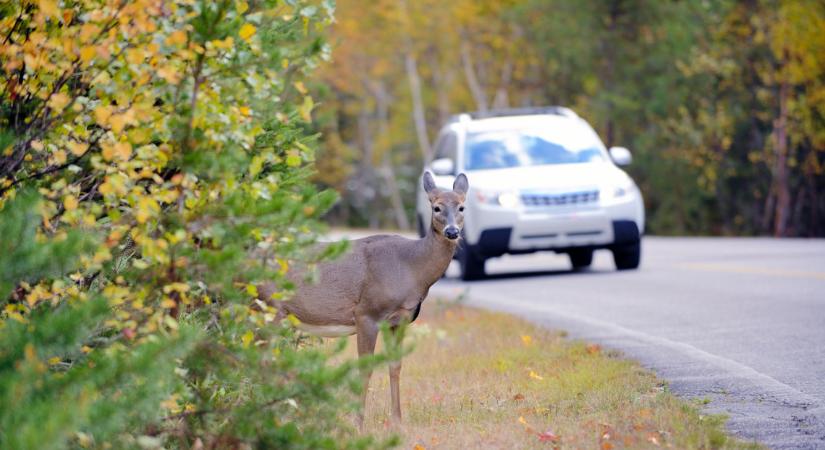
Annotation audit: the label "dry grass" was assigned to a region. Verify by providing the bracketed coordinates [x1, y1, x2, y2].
[339, 301, 762, 450]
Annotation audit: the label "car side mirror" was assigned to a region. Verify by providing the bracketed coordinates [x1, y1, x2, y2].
[430, 158, 455, 176]
[609, 147, 632, 166]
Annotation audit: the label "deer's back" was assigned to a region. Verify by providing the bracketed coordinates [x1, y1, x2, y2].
[274, 234, 426, 328]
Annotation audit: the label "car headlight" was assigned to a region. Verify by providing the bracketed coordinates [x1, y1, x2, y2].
[475, 189, 520, 207]
[605, 182, 634, 200]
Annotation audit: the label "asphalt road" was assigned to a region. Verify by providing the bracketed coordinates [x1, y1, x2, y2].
[427, 237, 825, 449]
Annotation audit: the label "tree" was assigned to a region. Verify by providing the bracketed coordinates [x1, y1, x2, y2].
[1, 0, 391, 447]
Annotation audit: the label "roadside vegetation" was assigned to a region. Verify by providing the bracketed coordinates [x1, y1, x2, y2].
[355, 302, 763, 449]
[0, 1, 391, 448]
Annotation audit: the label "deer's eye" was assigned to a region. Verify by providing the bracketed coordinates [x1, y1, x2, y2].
[458, 206, 465, 212]
[433, 206, 441, 213]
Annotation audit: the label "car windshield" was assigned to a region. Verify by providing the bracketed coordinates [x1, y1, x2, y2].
[463, 128, 606, 171]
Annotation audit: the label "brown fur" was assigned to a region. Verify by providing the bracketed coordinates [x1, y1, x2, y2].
[259, 172, 468, 425]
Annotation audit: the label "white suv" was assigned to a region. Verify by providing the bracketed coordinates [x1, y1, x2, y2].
[415, 107, 645, 280]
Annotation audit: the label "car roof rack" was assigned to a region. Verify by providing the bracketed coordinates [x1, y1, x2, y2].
[448, 106, 578, 123]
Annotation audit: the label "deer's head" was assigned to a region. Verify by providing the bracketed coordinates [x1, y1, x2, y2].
[423, 172, 469, 241]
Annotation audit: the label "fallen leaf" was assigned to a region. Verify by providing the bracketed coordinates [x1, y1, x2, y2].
[586, 344, 601, 355]
[538, 429, 559, 442]
[529, 370, 544, 380]
[521, 334, 532, 346]
[412, 445, 426, 450]
[513, 393, 525, 401]
[601, 442, 614, 450]
[647, 434, 660, 446]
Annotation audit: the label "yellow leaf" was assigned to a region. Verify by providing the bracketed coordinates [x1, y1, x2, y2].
[94, 106, 112, 126]
[287, 314, 301, 326]
[286, 151, 301, 167]
[239, 23, 257, 42]
[239, 105, 251, 117]
[48, 356, 61, 365]
[277, 258, 289, 275]
[109, 114, 128, 134]
[38, 0, 59, 17]
[126, 48, 144, 65]
[48, 93, 70, 113]
[114, 141, 132, 160]
[161, 298, 177, 308]
[293, 81, 307, 95]
[63, 195, 78, 211]
[30, 140, 44, 151]
[521, 335, 532, 346]
[165, 30, 187, 46]
[67, 140, 89, 156]
[246, 284, 259, 297]
[93, 247, 111, 264]
[529, 370, 544, 380]
[298, 95, 314, 122]
[236, 0, 249, 14]
[135, 196, 160, 223]
[53, 150, 67, 165]
[242, 330, 254, 348]
[80, 46, 96, 64]
[157, 66, 181, 85]
[413, 445, 426, 450]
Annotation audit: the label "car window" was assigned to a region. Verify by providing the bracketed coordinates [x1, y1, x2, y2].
[464, 128, 605, 171]
[434, 132, 457, 161]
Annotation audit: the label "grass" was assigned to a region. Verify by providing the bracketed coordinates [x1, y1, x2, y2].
[342, 301, 763, 449]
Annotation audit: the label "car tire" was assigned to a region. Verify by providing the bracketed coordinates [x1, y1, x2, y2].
[568, 248, 593, 270]
[459, 246, 486, 281]
[612, 241, 641, 270]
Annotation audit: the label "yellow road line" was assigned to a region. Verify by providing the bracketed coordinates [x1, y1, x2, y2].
[678, 263, 825, 280]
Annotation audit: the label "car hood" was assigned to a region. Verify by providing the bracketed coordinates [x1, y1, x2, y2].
[459, 163, 631, 193]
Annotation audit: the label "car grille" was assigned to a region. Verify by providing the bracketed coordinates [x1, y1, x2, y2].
[520, 190, 600, 207]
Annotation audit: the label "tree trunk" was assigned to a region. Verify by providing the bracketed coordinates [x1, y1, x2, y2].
[404, 52, 432, 161]
[356, 94, 380, 229]
[460, 38, 488, 112]
[492, 58, 513, 109]
[772, 65, 791, 237]
[369, 79, 410, 230]
[432, 57, 452, 126]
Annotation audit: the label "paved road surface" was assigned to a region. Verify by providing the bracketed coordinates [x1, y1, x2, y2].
[425, 237, 825, 449]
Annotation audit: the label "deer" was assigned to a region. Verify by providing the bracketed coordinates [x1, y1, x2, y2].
[258, 171, 468, 427]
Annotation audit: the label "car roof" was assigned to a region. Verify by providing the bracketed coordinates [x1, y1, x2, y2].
[459, 114, 581, 133]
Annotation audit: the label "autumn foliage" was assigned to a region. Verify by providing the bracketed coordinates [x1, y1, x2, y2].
[0, 0, 387, 448]
[317, 0, 825, 236]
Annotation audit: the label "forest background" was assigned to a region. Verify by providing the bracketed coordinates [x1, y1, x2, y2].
[314, 0, 825, 237]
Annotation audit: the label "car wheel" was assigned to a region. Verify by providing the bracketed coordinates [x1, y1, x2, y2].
[459, 246, 486, 281]
[568, 248, 593, 270]
[612, 241, 641, 270]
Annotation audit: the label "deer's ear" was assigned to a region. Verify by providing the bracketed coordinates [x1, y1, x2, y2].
[422, 171, 437, 196]
[453, 173, 469, 196]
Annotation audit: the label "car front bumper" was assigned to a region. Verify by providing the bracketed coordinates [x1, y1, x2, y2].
[464, 195, 643, 257]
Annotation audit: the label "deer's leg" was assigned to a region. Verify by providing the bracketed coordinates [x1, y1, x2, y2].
[388, 325, 405, 423]
[356, 317, 378, 430]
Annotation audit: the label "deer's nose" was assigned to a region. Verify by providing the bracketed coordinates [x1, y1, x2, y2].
[444, 226, 460, 240]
